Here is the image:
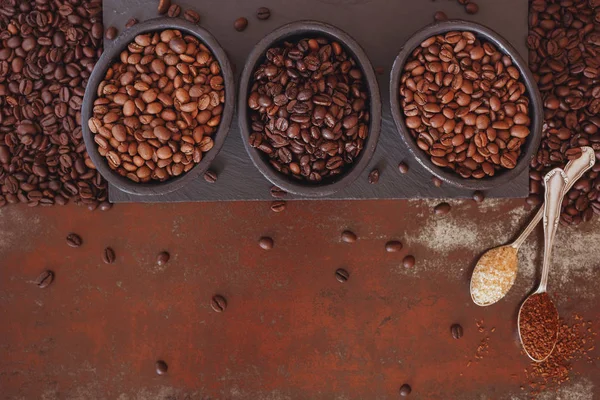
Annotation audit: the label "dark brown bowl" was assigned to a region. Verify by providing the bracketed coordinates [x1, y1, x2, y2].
[390, 20, 543, 191]
[238, 21, 382, 197]
[81, 17, 235, 196]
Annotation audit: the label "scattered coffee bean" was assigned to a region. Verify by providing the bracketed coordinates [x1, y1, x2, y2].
[211, 295, 227, 312]
[341, 230, 357, 243]
[528, 0, 600, 225]
[155, 360, 168, 375]
[247, 37, 371, 183]
[398, 162, 409, 174]
[399, 383, 412, 396]
[434, 202, 451, 215]
[88, 29, 225, 183]
[399, 31, 531, 179]
[473, 190, 485, 202]
[451, 323, 464, 339]
[168, 4, 181, 17]
[335, 268, 349, 283]
[375, 66, 385, 75]
[432, 176, 443, 187]
[125, 18, 138, 28]
[103, 247, 116, 264]
[234, 17, 248, 32]
[36, 270, 54, 289]
[270, 186, 287, 198]
[256, 7, 271, 20]
[157, 251, 170, 266]
[368, 169, 380, 184]
[259, 236, 274, 250]
[157, 0, 171, 14]
[465, 2, 479, 14]
[403, 255, 415, 268]
[434, 11, 448, 21]
[204, 170, 218, 183]
[99, 201, 113, 211]
[0, 1, 106, 210]
[271, 201, 286, 212]
[385, 240, 403, 253]
[66, 233, 82, 248]
[105, 26, 118, 40]
[183, 9, 200, 23]
[87, 202, 98, 211]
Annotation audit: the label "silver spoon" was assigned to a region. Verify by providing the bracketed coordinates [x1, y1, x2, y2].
[470, 147, 596, 306]
[517, 168, 566, 362]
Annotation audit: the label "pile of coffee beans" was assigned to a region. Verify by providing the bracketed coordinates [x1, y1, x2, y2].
[247, 37, 370, 183]
[88, 30, 225, 183]
[528, 0, 600, 225]
[399, 31, 532, 179]
[0, 0, 108, 208]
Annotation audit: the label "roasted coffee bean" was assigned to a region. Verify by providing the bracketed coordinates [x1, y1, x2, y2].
[248, 37, 370, 183]
[155, 360, 168, 375]
[341, 230, 357, 243]
[398, 162, 409, 174]
[399, 31, 530, 180]
[99, 201, 113, 211]
[403, 255, 415, 268]
[434, 11, 448, 21]
[473, 190, 485, 203]
[0, 0, 105, 211]
[451, 323, 464, 339]
[368, 169, 380, 184]
[168, 4, 181, 17]
[271, 201, 286, 212]
[105, 26, 118, 40]
[527, 1, 600, 225]
[66, 233, 82, 248]
[103, 247, 116, 264]
[385, 240, 403, 253]
[125, 18, 138, 28]
[270, 186, 286, 198]
[157, 0, 171, 14]
[204, 170, 218, 183]
[399, 384, 412, 396]
[211, 295, 227, 312]
[157, 251, 170, 266]
[36, 270, 54, 289]
[89, 29, 224, 183]
[434, 202, 451, 215]
[335, 268, 349, 283]
[465, 2, 479, 14]
[259, 236, 274, 250]
[234, 17, 248, 32]
[184, 9, 201, 23]
[432, 176, 443, 187]
[256, 7, 271, 20]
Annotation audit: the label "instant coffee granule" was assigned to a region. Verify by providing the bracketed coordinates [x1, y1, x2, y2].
[462, 319, 495, 373]
[519, 293, 559, 361]
[471, 246, 518, 305]
[523, 315, 597, 396]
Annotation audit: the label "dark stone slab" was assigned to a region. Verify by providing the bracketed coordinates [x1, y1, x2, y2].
[103, 0, 529, 202]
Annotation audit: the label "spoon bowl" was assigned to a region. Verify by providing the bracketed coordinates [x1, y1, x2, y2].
[469, 147, 596, 307]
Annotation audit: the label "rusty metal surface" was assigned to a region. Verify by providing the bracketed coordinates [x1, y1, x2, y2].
[1, 200, 599, 399]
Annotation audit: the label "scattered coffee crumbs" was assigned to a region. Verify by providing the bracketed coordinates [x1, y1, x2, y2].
[466, 319, 494, 368]
[523, 314, 597, 396]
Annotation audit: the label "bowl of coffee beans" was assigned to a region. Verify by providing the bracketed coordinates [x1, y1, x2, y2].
[390, 20, 542, 190]
[82, 18, 234, 195]
[239, 21, 382, 197]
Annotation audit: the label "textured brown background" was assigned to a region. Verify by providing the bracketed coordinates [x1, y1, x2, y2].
[1, 198, 599, 399]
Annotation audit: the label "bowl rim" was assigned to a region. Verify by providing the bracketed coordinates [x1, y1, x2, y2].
[389, 19, 543, 191]
[81, 17, 235, 196]
[238, 20, 382, 197]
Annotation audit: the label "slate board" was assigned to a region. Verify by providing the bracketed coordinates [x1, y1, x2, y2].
[103, 0, 530, 202]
